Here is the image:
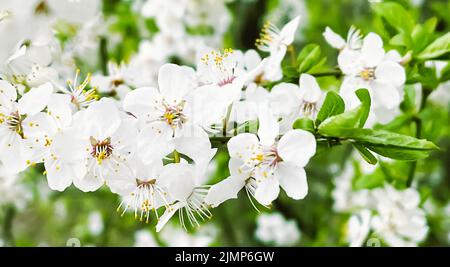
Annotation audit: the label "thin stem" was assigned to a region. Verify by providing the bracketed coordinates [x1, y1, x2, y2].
[99, 37, 108, 75]
[288, 45, 297, 66]
[222, 104, 233, 137]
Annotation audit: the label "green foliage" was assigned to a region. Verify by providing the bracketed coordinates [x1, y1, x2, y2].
[297, 44, 323, 73]
[417, 32, 450, 60]
[315, 91, 345, 126]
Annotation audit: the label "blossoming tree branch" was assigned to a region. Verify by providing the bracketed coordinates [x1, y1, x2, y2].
[0, 0, 448, 246]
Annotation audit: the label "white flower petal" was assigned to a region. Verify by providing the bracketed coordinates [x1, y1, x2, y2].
[277, 129, 316, 167]
[299, 73, 322, 103]
[371, 81, 401, 110]
[361, 33, 385, 67]
[138, 122, 174, 163]
[276, 162, 308, 200]
[227, 133, 260, 161]
[18, 82, 53, 115]
[254, 176, 280, 205]
[257, 109, 279, 147]
[280, 16, 300, 46]
[156, 202, 184, 232]
[375, 61, 406, 87]
[0, 80, 17, 106]
[158, 63, 195, 104]
[123, 87, 160, 119]
[205, 175, 246, 207]
[323, 27, 346, 49]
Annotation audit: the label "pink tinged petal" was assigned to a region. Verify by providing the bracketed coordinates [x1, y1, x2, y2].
[371, 81, 401, 110]
[122, 87, 160, 119]
[205, 175, 246, 207]
[156, 202, 185, 232]
[299, 74, 322, 103]
[18, 82, 53, 115]
[279, 16, 300, 46]
[158, 63, 195, 104]
[227, 133, 260, 161]
[257, 109, 279, 146]
[375, 61, 406, 87]
[361, 32, 385, 67]
[277, 129, 316, 167]
[323, 26, 346, 49]
[254, 176, 280, 205]
[276, 162, 308, 200]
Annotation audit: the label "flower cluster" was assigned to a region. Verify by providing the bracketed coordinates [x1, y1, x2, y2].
[0, 0, 443, 245]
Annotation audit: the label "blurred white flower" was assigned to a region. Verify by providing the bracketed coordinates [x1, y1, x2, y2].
[87, 211, 104, 236]
[0, 166, 31, 210]
[347, 209, 371, 247]
[133, 230, 158, 247]
[371, 185, 428, 247]
[255, 212, 301, 246]
[159, 222, 217, 247]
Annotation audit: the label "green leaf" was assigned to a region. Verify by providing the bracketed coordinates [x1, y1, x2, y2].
[318, 89, 370, 133]
[411, 17, 437, 53]
[315, 91, 345, 125]
[297, 44, 322, 73]
[439, 61, 450, 82]
[400, 84, 417, 113]
[417, 32, 450, 60]
[354, 170, 385, 190]
[293, 118, 315, 133]
[319, 128, 438, 161]
[363, 144, 432, 161]
[372, 2, 415, 34]
[355, 89, 371, 128]
[352, 143, 378, 165]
